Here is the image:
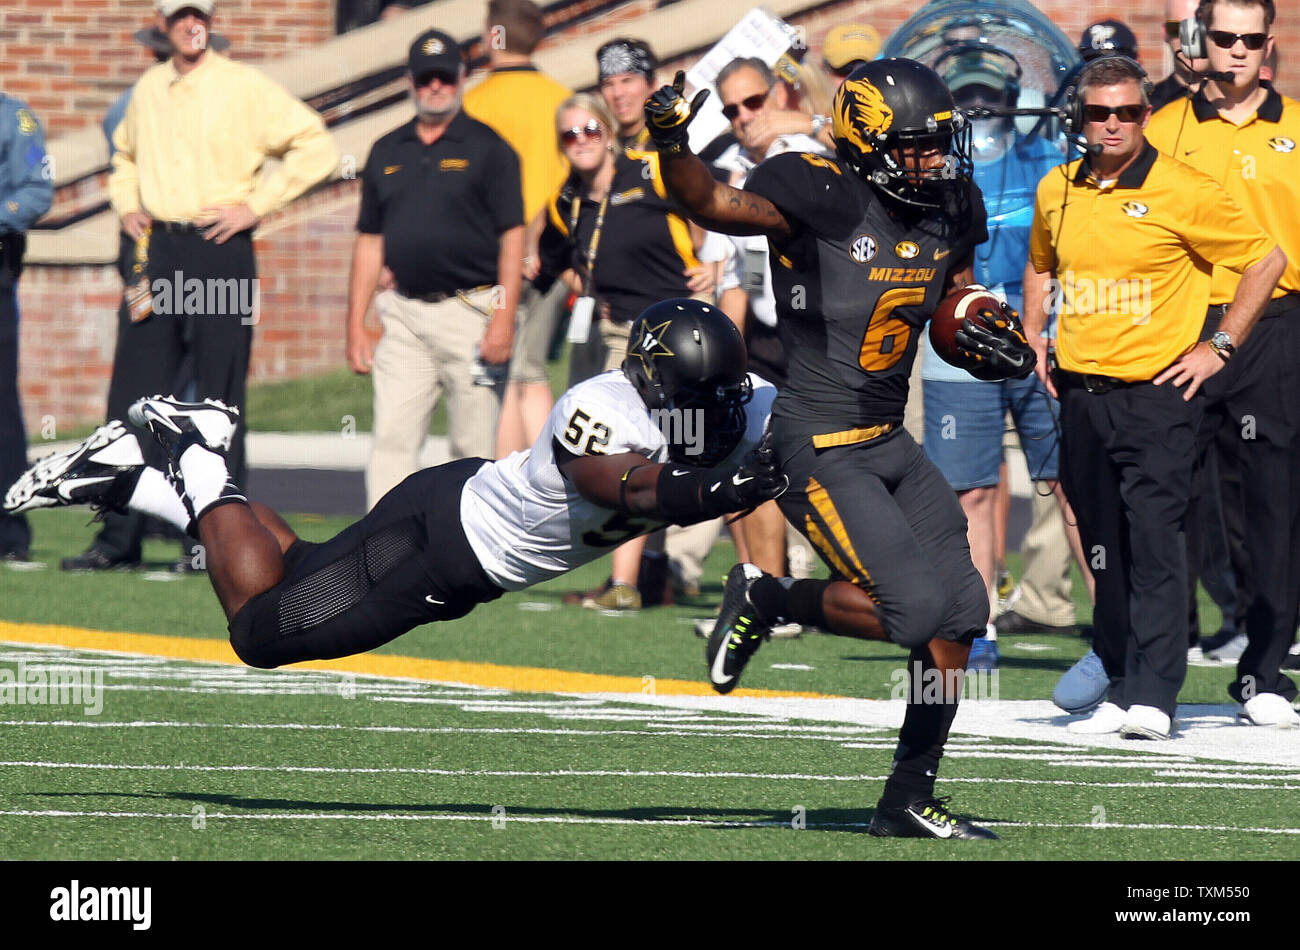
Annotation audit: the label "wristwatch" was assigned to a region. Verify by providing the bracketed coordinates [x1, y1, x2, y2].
[810, 114, 831, 136]
[1208, 330, 1236, 362]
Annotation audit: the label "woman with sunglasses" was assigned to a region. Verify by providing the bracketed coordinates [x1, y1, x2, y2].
[537, 93, 735, 611]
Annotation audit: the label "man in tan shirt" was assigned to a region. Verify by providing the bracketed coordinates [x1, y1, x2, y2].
[65, 0, 336, 573]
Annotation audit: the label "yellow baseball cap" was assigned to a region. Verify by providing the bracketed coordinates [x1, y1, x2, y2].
[823, 24, 882, 72]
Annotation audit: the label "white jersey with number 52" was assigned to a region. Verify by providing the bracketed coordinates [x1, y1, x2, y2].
[460, 370, 775, 591]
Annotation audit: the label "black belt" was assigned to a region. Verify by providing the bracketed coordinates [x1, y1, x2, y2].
[155, 221, 205, 234]
[1206, 292, 1300, 324]
[1053, 369, 1143, 395]
[397, 283, 493, 304]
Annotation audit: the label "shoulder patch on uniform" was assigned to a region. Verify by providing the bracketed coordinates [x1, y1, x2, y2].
[16, 109, 37, 135]
[440, 158, 469, 171]
[1267, 136, 1296, 153]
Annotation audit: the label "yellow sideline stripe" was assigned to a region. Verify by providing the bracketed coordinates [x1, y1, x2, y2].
[0, 621, 831, 699]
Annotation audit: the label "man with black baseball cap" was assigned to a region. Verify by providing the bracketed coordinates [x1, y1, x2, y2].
[347, 28, 525, 510]
[1078, 18, 1139, 62]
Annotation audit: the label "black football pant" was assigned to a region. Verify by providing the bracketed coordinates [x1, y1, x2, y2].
[1058, 377, 1203, 719]
[0, 286, 29, 557]
[92, 228, 254, 562]
[1196, 312, 1300, 703]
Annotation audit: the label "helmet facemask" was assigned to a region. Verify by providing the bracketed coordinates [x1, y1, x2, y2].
[664, 376, 752, 467]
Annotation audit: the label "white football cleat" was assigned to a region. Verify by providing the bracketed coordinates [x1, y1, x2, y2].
[128, 395, 240, 456]
[4, 421, 144, 515]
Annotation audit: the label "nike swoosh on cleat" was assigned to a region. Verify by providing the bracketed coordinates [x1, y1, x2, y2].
[56, 476, 116, 501]
[710, 634, 735, 685]
[912, 810, 954, 838]
[425, 595, 445, 605]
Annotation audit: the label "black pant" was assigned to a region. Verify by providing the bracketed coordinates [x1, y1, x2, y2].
[1058, 378, 1203, 718]
[1195, 314, 1300, 703]
[92, 228, 255, 560]
[0, 286, 30, 556]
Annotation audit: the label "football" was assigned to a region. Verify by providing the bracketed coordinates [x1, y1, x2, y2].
[928, 284, 1005, 371]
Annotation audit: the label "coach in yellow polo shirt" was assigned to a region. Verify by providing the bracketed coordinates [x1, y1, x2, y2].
[71, 0, 336, 575]
[1146, 0, 1300, 727]
[1022, 56, 1285, 740]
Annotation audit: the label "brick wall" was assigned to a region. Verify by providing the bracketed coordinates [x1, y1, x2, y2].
[0, 0, 334, 138]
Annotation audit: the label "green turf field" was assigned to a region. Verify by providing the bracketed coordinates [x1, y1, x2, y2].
[1, 509, 1296, 860]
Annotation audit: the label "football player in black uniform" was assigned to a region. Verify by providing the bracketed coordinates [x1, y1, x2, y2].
[646, 59, 1034, 839]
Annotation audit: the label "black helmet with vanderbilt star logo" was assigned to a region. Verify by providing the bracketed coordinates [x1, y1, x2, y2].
[832, 57, 973, 209]
[623, 299, 752, 466]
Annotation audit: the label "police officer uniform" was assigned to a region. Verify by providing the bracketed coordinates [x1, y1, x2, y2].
[0, 94, 53, 559]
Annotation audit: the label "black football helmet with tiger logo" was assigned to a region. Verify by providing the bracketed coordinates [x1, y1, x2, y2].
[833, 58, 974, 209]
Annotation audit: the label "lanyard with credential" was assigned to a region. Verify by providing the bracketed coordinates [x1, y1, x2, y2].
[569, 190, 610, 295]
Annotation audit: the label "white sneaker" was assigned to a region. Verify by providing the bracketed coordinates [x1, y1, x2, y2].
[1067, 701, 1126, 734]
[1121, 704, 1172, 740]
[1187, 644, 1204, 664]
[1238, 693, 1300, 728]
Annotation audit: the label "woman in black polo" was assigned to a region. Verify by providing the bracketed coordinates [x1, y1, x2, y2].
[538, 93, 706, 388]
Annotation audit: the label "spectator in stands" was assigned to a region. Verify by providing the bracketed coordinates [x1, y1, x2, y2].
[1078, 18, 1139, 62]
[921, 42, 1092, 669]
[347, 28, 523, 511]
[65, 0, 335, 572]
[1151, 0, 1209, 111]
[596, 38, 660, 151]
[822, 23, 881, 83]
[463, 0, 572, 459]
[0, 94, 52, 562]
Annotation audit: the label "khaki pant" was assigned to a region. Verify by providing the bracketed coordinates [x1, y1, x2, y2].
[367, 287, 503, 510]
[1015, 486, 1076, 627]
[509, 280, 568, 384]
[568, 317, 632, 386]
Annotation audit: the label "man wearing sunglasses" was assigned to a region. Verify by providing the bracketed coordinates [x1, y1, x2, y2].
[1023, 55, 1286, 740]
[1146, 0, 1300, 728]
[1151, 0, 1211, 111]
[348, 29, 525, 510]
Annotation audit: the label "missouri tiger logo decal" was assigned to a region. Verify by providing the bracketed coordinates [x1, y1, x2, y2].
[834, 76, 893, 155]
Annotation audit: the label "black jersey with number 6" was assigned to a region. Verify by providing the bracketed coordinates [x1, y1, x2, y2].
[745, 152, 986, 434]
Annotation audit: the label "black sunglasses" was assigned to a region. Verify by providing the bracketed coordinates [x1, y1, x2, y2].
[1208, 30, 1268, 50]
[415, 70, 459, 88]
[1082, 103, 1146, 124]
[721, 90, 770, 121]
[560, 120, 604, 145]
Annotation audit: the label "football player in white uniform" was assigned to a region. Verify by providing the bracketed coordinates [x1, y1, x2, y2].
[5, 300, 783, 668]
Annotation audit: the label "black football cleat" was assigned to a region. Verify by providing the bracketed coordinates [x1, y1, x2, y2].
[4, 421, 144, 516]
[706, 563, 771, 694]
[869, 797, 999, 840]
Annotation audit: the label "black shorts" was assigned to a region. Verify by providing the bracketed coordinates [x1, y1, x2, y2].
[772, 423, 987, 648]
[229, 458, 504, 668]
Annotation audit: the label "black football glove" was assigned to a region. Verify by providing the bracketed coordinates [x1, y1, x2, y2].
[709, 431, 788, 515]
[644, 70, 709, 155]
[955, 302, 1037, 381]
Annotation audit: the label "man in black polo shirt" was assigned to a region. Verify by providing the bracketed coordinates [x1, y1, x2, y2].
[346, 29, 524, 510]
